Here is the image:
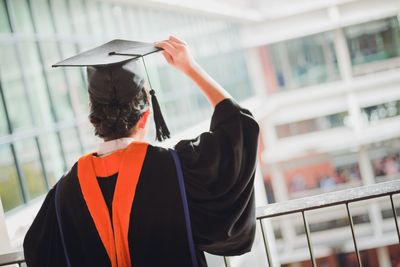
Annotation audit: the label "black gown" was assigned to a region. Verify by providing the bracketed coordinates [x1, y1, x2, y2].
[23, 98, 260, 267]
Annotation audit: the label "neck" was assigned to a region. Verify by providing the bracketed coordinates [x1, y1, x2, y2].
[129, 129, 145, 141]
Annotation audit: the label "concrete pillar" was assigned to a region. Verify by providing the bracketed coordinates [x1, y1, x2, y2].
[358, 146, 383, 237]
[0, 198, 11, 254]
[269, 163, 289, 202]
[245, 47, 269, 97]
[377, 246, 391, 267]
[254, 164, 280, 267]
[269, 164, 297, 251]
[358, 146, 375, 185]
[333, 28, 353, 81]
[346, 93, 363, 135]
[262, 118, 278, 149]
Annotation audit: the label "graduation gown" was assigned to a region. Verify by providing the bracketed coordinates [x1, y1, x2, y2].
[23, 98, 260, 267]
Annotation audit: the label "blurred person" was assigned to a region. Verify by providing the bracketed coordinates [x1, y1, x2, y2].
[334, 168, 346, 184]
[23, 36, 259, 267]
[383, 154, 399, 175]
[290, 174, 306, 192]
[348, 165, 361, 181]
[318, 174, 336, 189]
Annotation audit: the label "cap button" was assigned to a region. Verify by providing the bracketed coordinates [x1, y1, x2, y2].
[149, 89, 155, 96]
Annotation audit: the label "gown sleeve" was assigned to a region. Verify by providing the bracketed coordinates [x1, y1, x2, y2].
[23, 185, 67, 267]
[174, 98, 260, 256]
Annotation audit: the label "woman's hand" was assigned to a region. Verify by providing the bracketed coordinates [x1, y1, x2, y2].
[154, 36, 196, 74]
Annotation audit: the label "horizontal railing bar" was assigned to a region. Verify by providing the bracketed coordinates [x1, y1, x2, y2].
[257, 180, 400, 219]
[0, 251, 25, 266]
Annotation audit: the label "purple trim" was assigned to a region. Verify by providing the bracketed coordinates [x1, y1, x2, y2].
[55, 176, 72, 267]
[169, 149, 199, 267]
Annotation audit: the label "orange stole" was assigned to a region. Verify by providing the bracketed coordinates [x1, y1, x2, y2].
[77, 142, 149, 267]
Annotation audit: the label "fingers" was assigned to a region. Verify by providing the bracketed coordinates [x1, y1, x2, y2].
[162, 51, 173, 64]
[155, 36, 187, 50]
[169, 35, 187, 45]
[154, 41, 176, 55]
[155, 36, 191, 70]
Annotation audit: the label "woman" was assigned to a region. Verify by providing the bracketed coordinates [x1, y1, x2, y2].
[23, 36, 259, 267]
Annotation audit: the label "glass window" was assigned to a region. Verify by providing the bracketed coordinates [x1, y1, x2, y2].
[38, 133, 65, 187]
[0, 82, 10, 136]
[0, 144, 24, 212]
[58, 42, 88, 113]
[7, 0, 34, 33]
[65, 68, 88, 113]
[99, 2, 117, 38]
[346, 17, 400, 65]
[60, 127, 83, 168]
[345, 17, 400, 75]
[0, 43, 33, 130]
[1, 79, 33, 130]
[49, 0, 72, 35]
[79, 123, 100, 152]
[69, 0, 90, 36]
[60, 42, 79, 60]
[39, 41, 75, 121]
[368, 138, 400, 181]
[110, 4, 127, 37]
[361, 99, 400, 123]
[19, 41, 54, 127]
[126, 7, 145, 40]
[263, 32, 340, 91]
[276, 112, 349, 138]
[15, 138, 47, 200]
[48, 70, 75, 121]
[30, 0, 53, 33]
[280, 151, 362, 198]
[0, 0, 11, 32]
[0, 43, 33, 129]
[85, 0, 105, 37]
[198, 49, 252, 100]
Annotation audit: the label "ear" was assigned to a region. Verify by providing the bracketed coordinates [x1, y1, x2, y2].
[137, 110, 150, 129]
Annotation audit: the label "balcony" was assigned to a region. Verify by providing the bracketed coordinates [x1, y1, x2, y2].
[1, 179, 398, 267]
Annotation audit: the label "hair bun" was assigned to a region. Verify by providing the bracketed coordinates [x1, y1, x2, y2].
[88, 89, 149, 140]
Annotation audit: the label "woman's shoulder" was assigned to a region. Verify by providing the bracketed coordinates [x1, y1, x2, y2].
[145, 143, 174, 161]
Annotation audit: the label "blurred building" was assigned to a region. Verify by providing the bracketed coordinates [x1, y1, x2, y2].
[246, 0, 400, 266]
[0, 0, 400, 266]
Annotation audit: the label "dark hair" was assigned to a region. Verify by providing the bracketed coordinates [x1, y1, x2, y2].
[89, 89, 149, 140]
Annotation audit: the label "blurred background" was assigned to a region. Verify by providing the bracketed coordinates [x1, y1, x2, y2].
[0, 0, 400, 266]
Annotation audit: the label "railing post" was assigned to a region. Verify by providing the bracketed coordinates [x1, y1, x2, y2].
[259, 219, 273, 267]
[389, 194, 400, 243]
[223, 256, 231, 267]
[346, 203, 363, 267]
[301, 211, 317, 267]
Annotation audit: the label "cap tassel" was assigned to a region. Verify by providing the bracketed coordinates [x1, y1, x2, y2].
[150, 89, 170, 142]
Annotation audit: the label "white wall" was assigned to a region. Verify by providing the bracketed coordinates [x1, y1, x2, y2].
[0, 198, 10, 254]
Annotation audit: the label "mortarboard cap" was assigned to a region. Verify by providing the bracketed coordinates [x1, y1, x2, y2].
[53, 39, 170, 142]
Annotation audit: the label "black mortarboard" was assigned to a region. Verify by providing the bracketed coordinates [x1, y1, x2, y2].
[52, 39, 170, 142]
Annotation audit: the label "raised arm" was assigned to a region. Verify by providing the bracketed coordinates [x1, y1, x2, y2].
[155, 36, 231, 107]
[156, 36, 259, 255]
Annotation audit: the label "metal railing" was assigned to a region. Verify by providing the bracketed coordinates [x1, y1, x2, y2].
[1, 180, 399, 267]
[223, 179, 400, 267]
[0, 251, 24, 267]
